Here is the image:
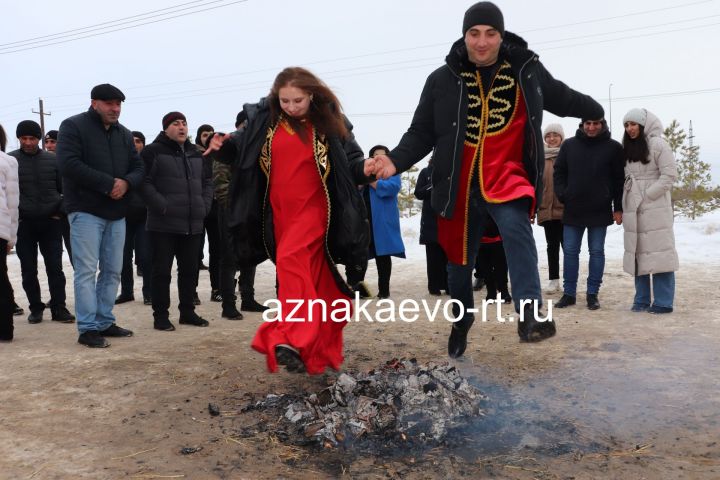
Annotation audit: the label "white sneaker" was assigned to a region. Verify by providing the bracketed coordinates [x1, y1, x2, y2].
[545, 279, 560, 293]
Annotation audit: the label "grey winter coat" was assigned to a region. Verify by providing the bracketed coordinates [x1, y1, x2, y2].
[622, 111, 679, 276]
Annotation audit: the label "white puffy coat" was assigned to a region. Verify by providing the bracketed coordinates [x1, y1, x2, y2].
[622, 111, 679, 276]
[0, 151, 19, 247]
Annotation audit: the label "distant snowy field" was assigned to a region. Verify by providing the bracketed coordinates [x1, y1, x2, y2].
[400, 209, 720, 266]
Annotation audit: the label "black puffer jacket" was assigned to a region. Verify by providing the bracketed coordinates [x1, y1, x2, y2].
[389, 32, 604, 219]
[56, 108, 144, 220]
[553, 124, 625, 227]
[141, 132, 213, 235]
[215, 98, 371, 295]
[8, 149, 62, 219]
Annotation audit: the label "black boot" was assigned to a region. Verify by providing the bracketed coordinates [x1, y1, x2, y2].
[518, 305, 556, 342]
[51, 306, 76, 323]
[448, 308, 474, 359]
[222, 301, 243, 320]
[555, 294, 576, 308]
[241, 298, 268, 312]
[586, 294, 600, 310]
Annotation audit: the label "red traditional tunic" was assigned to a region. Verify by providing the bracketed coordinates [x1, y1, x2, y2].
[437, 62, 535, 265]
[251, 121, 349, 374]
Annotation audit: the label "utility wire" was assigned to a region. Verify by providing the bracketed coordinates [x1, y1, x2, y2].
[0, 0, 248, 55]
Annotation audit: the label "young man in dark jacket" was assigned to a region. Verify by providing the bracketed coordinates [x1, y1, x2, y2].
[141, 112, 214, 331]
[371, 2, 605, 357]
[9, 120, 74, 324]
[57, 84, 144, 348]
[553, 118, 624, 310]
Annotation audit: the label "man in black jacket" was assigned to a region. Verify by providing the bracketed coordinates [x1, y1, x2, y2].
[371, 2, 605, 357]
[57, 84, 144, 348]
[141, 112, 213, 331]
[553, 118, 624, 310]
[9, 120, 74, 324]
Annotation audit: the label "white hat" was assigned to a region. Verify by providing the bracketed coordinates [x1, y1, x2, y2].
[623, 108, 647, 127]
[543, 123, 565, 141]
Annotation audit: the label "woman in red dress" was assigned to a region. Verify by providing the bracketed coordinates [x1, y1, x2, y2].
[207, 67, 374, 374]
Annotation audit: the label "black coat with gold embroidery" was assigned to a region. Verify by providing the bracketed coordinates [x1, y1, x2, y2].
[215, 98, 370, 295]
[389, 32, 605, 219]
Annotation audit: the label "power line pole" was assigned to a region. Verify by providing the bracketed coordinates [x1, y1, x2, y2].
[32, 98, 51, 149]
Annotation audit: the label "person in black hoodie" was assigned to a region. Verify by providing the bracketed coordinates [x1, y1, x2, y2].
[57, 84, 144, 348]
[553, 118, 624, 310]
[370, 2, 604, 357]
[141, 112, 213, 331]
[9, 120, 75, 324]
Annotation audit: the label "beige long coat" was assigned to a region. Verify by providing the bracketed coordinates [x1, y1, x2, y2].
[622, 111, 679, 276]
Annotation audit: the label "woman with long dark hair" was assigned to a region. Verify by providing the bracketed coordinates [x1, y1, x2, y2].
[207, 67, 374, 373]
[1, 123, 20, 341]
[621, 108, 678, 313]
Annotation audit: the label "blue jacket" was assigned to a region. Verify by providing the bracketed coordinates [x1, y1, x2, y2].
[367, 175, 405, 257]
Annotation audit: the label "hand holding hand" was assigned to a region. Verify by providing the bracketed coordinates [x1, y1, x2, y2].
[371, 154, 397, 180]
[613, 211, 623, 225]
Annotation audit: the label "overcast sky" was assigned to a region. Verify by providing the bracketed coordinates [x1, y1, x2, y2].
[1, 0, 718, 183]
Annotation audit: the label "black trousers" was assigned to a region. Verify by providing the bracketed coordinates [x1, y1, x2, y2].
[542, 220, 563, 280]
[61, 215, 73, 268]
[217, 204, 256, 303]
[120, 215, 152, 298]
[0, 239, 13, 340]
[425, 242, 448, 293]
[347, 255, 392, 297]
[15, 217, 66, 312]
[475, 241, 508, 297]
[197, 200, 220, 292]
[151, 231, 203, 319]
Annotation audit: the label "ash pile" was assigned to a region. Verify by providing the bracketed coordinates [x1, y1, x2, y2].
[248, 359, 487, 447]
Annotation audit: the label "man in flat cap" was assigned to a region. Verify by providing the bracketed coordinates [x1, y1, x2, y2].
[9, 120, 74, 325]
[56, 84, 144, 348]
[371, 2, 605, 357]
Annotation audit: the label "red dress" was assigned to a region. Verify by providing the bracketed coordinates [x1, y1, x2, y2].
[251, 121, 349, 374]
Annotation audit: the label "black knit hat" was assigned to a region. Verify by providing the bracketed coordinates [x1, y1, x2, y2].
[235, 110, 248, 128]
[368, 144, 390, 157]
[131, 131, 146, 145]
[463, 2, 504, 36]
[16, 120, 42, 139]
[90, 83, 126, 101]
[162, 111, 187, 130]
[45, 129, 58, 141]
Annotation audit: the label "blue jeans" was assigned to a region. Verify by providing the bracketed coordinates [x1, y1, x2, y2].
[562, 225, 607, 296]
[68, 212, 126, 334]
[447, 195, 541, 330]
[634, 272, 675, 309]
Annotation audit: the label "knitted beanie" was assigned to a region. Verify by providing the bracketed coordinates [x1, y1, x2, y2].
[162, 112, 187, 130]
[623, 108, 647, 127]
[16, 120, 42, 139]
[543, 123, 565, 142]
[463, 2, 504, 36]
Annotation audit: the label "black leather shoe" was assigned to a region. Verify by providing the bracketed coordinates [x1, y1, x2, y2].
[99, 324, 134, 337]
[222, 304, 243, 320]
[555, 294, 576, 308]
[518, 307, 556, 342]
[115, 294, 134, 305]
[586, 294, 600, 310]
[153, 318, 176, 331]
[241, 299, 268, 312]
[28, 311, 43, 324]
[12, 303, 24, 316]
[275, 344, 306, 373]
[78, 331, 110, 348]
[448, 325, 469, 359]
[51, 306, 76, 323]
[179, 313, 209, 327]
